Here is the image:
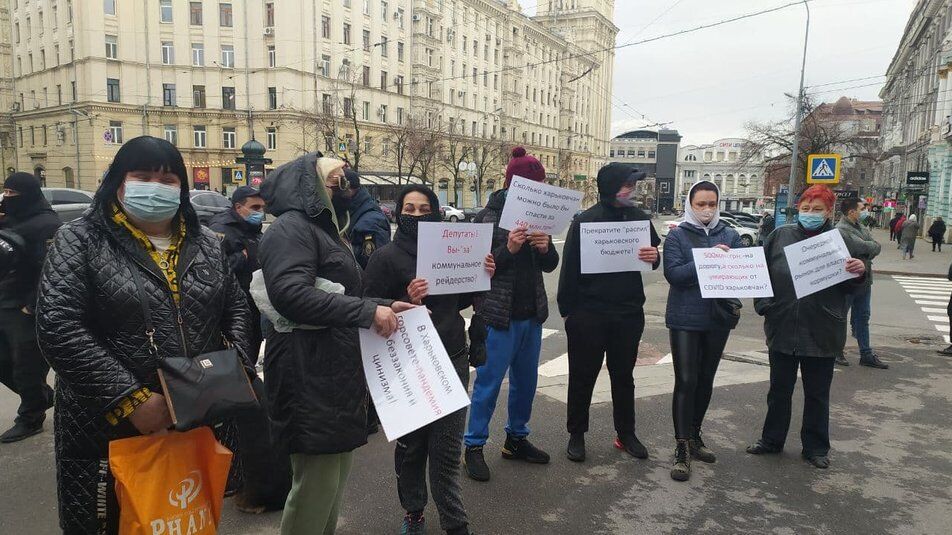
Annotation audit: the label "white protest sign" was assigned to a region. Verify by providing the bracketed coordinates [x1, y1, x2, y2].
[359, 306, 471, 441]
[692, 247, 774, 298]
[416, 222, 493, 295]
[498, 175, 583, 234]
[579, 221, 653, 274]
[783, 229, 858, 299]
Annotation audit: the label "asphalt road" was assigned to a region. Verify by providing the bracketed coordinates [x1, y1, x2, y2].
[2, 221, 951, 534]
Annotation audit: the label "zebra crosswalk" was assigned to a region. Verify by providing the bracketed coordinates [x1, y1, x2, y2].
[893, 275, 951, 343]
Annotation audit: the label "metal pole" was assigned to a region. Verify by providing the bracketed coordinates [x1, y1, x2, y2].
[786, 0, 810, 216]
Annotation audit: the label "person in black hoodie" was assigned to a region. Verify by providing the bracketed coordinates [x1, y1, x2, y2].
[0, 172, 61, 443]
[363, 185, 494, 535]
[557, 162, 661, 462]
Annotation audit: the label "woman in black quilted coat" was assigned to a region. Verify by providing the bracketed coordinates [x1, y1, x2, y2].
[35, 136, 252, 534]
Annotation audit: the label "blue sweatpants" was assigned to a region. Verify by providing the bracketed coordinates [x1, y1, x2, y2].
[464, 319, 543, 447]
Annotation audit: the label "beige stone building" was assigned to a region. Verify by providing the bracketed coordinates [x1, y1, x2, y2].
[10, 0, 616, 206]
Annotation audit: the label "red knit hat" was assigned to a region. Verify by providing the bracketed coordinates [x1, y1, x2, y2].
[504, 147, 546, 187]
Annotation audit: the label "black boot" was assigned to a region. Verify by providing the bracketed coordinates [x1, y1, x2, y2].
[566, 433, 585, 462]
[614, 433, 649, 459]
[502, 434, 550, 464]
[670, 440, 691, 482]
[0, 421, 44, 444]
[859, 353, 889, 370]
[834, 354, 850, 367]
[464, 446, 491, 482]
[690, 431, 716, 464]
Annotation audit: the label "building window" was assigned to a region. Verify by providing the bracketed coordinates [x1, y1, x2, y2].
[71, 81, 76, 101]
[343, 23, 351, 45]
[109, 121, 123, 144]
[14, 23, 19, 43]
[381, 1, 388, 19]
[163, 83, 176, 106]
[41, 125, 47, 146]
[164, 125, 177, 145]
[395, 76, 404, 95]
[189, 2, 203, 25]
[194, 126, 207, 148]
[340, 59, 350, 79]
[192, 43, 204, 66]
[397, 107, 404, 125]
[362, 101, 370, 121]
[104, 0, 116, 16]
[321, 55, 330, 76]
[397, 8, 404, 29]
[40, 50, 47, 70]
[380, 104, 387, 123]
[265, 2, 275, 27]
[321, 16, 330, 39]
[160, 0, 173, 22]
[637, 150, 646, 158]
[362, 66, 370, 86]
[363, 30, 371, 51]
[106, 78, 120, 102]
[363, 0, 370, 15]
[56, 85, 62, 106]
[398, 42, 404, 62]
[322, 93, 332, 114]
[219, 3, 233, 27]
[221, 45, 235, 68]
[343, 98, 353, 118]
[380, 37, 388, 57]
[192, 85, 206, 108]
[222, 86, 235, 110]
[105, 35, 118, 59]
[268, 87, 277, 109]
[162, 42, 174, 64]
[266, 127, 276, 150]
[425, 48, 433, 67]
[268, 45, 276, 67]
[380, 70, 387, 91]
[223, 127, 236, 149]
[648, 150, 656, 159]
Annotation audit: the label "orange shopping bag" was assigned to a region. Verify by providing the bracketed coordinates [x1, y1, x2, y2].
[109, 427, 233, 535]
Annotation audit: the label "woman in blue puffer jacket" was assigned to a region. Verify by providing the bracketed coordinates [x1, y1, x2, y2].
[663, 180, 743, 482]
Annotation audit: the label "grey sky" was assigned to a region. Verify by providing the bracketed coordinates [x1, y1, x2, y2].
[527, 0, 914, 146]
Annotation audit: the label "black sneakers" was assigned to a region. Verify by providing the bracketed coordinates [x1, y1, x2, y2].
[834, 354, 850, 367]
[464, 446, 491, 482]
[0, 421, 44, 444]
[501, 434, 550, 464]
[614, 434, 649, 459]
[803, 453, 830, 469]
[400, 512, 425, 535]
[859, 354, 889, 369]
[670, 440, 691, 482]
[745, 440, 782, 455]
[566, 433, 586, 462]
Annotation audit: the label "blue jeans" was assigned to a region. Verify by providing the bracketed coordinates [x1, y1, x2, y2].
[847, 286, 872, 357]
[464, 319, 543, 447]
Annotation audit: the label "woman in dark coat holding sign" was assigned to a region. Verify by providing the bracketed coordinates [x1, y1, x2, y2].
[662, 181, 743, 482]
[556, 162, 661, 464]
[363, 185, 495, 535]
[746, 185, 866, 470]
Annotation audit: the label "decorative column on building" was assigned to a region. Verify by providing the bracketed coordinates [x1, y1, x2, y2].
[237, 138, 272, 188]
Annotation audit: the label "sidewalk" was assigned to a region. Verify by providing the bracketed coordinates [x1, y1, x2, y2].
[869, 227, 949, 277]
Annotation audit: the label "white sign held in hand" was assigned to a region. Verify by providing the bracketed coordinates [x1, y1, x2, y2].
[498, 176, 583, 234]
[579, 221, 653, 274]
[416, 222, 493, 295]
[359, 307, 471, 441]
[692, 247, 774, 298]
[783, 229, 858, 299]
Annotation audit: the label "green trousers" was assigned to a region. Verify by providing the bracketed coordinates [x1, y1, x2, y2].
[280, 451, 355, 535]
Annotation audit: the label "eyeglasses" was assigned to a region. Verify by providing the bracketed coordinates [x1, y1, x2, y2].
[326, 174, 347, 190]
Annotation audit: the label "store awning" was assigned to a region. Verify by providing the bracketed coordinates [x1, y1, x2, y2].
[358, 174, 425, 186]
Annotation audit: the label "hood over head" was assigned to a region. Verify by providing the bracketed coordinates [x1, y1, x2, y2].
[682, 180, 721, 235]
[908, 214, 917, 222]
[597, 162, 644, 201]
[259, 151, 348, 234]
[2, 172, 52, 221]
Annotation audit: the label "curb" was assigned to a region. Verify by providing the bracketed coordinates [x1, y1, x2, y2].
[875, 270, 947, 279]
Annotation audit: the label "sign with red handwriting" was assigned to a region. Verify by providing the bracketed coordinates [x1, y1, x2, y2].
[359, 307, 471, 441]
[692, 247, 774, 298]
[416, 222, 493, 295]
[498, 175, 583, 234]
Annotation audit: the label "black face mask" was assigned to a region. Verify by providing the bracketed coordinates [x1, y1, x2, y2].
[331, 188, 352, 214]
[397, 213, 437, 239]
[0, 195, 25, 218]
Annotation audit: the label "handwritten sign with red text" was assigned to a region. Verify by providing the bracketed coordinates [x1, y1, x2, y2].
[692, 247, 774, 298]
[416, 222, 493, 295]
[498, 176, 583, 234]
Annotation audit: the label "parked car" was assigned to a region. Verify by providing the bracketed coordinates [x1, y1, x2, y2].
[725, 211, 760, 224]
[379, 201, 396, 223]
[189, 189, 231, 225]
[441, 205, 466, 222]
[720, 211, 758, 229]
[660, 217, 758, 246]
[51, 203, 90, 222]
[42, 187, 95, 205]
[462, 206, 484, 222]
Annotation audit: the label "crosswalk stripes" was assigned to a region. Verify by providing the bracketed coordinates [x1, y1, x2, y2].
[892, 275, 951, 343]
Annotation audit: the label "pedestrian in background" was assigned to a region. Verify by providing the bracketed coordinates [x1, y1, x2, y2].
[888, 212, 902, 242]
[557, 162, 660, 464]
[929, 216, 946, 252]
[836, 198, 888, 369]
[759, 209, 775, 245]
[900, 214, 919, 260]
[464, 147, 559, 482]
[894, 213, 907, 249]
[0, 172, 60, 443]
[363, 185, 494, 535]
[746, 185, 867, 470]
[257, 154, 415, 535]
[35, 136, 254, 533]
[345, 169, 391, 270]
[662, 181, 743, 481]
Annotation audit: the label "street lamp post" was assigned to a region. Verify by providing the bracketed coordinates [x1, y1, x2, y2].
[786, 0, 811, 217]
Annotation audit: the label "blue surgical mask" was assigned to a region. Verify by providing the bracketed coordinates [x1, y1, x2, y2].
[245, 210, 264, 226]
[859, 210, 870, 220]
[122, 181, 181, 223]
[798, 213, 827, 231]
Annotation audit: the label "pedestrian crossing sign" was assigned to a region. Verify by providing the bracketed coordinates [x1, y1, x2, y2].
[806, 154, 841, 184]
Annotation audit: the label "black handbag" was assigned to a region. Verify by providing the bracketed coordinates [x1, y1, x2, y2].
[130, 264, 259, 432]
[682, 228, 743, 330]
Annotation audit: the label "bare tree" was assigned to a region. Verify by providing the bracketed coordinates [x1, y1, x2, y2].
[304, 66, 367, 169]
[439, 132, 470, 206]
[468, 139, 506, 204]
[382, 118, 428, 185]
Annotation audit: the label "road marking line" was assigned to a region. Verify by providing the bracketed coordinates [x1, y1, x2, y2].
[538, 353, 569, 377]
[936, 324, 948, 332]
[920, 307, 947, 314]
[910, 294, 951, 299]
[657, 353, 673, 365]
[928, 315, 950, 323]
[915, 300, 948, 306]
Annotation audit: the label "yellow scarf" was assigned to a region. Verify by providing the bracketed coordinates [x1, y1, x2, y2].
[111, 204, 186, 302]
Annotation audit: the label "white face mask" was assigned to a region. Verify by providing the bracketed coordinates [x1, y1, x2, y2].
[697, 209, 716, 224]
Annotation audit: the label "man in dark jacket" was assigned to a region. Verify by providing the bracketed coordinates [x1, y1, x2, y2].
[345, 169, 391, 268]
[888, 213, 902, 242]
[759, 210, 775, 244]
[557, 163, 661, 463]
[464, 147, 559, 482]
[0, 172, 60, 443]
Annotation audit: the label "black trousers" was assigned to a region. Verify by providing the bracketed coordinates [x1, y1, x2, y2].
[565, 310, 644, 436]
[0, 308, 52, 426]
[759, 351, 835, 457]
[670, 329, 730, 440]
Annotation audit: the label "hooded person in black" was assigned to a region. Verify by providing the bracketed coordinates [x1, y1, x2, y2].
[556, 162, 661, 462]
[362, 185, 494, 535]
[0, 172, 61, 443]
